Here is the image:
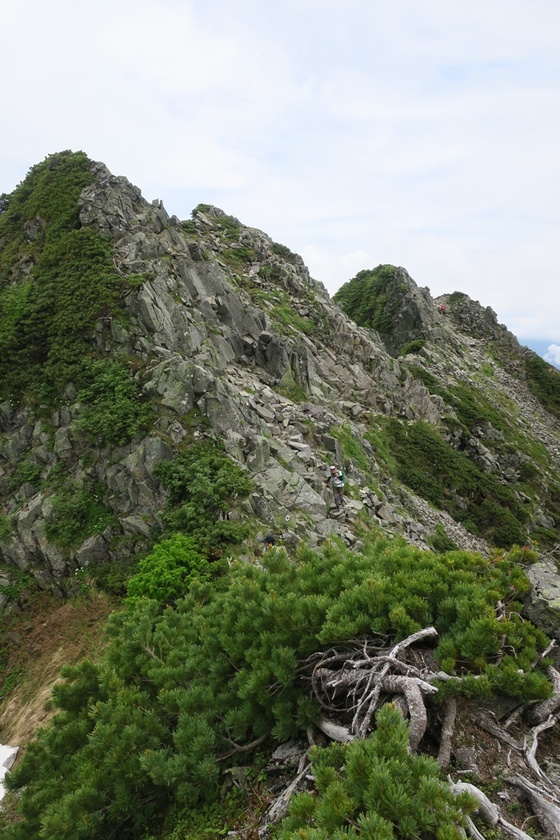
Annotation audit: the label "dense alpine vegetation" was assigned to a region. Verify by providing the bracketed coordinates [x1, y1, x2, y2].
[0, 152, 559, 838]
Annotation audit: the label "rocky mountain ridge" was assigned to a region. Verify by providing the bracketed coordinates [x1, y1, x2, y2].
[0, 153, 559, 624]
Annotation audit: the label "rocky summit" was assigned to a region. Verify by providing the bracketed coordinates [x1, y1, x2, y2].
[0, 153, 559, 612]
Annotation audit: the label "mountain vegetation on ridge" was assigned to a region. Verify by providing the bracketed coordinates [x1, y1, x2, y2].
[1, 152, 560, 838]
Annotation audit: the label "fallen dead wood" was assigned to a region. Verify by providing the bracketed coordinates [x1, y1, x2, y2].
[316, 717, 354, 743]
[258, 756, 311, 839]
[509, 775, 560, 840]
[450, 781, 535, 840]
[312, 627, 441, 743]
[437, 697, 457, 769]
[524, 714, 559, 790]
[473, 710, 523, 752]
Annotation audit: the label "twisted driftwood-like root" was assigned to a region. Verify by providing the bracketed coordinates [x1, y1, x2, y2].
[450, 781, 536, 840]
[437, 697, 457, 769]
[311, 626, 440, 745]
[509, 775, 560, 840]
[471, 708, 560, 839]
[259, 626, 560, 838]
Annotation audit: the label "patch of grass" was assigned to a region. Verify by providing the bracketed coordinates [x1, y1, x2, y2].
[277, 370, 308, 403]
[330, 423, 371, 472]
[45, 482, 114, 549]
[0, 514, 14, 542]
[383, 417, 529, 547]
[75, 359, 153, 446]
[401, 339, 426, 356]
[0, 585, 116, 732]
[221, 245, 258, 271]
[270, 302, 317, 336]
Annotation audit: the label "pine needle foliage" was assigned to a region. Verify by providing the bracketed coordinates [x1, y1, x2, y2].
[126, 534, 213, 605]
[2, 537, 550, 839]
[333, 265, 397, 335]
[525, 352, 560, 419]
[75, 359, 153, 446]
[0, 151, 142, 405]
[278, 705, 476, 839]
[154, 440, 253, 550]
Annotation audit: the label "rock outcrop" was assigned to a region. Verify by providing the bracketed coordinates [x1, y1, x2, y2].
[1, 155, 559, 618]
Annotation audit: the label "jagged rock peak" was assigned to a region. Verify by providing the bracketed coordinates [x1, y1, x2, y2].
[0, 152, 559, 606]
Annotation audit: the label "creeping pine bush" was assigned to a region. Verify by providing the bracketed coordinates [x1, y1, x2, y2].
[333, 264, 397, 334]
[75, 359, 153, 446]
[0, 151, 145, 407]
[278, 705, 476, 839]
[126, 534, 212, 604]
[2, 536, 550, 840]
[154, 440, 252, 550]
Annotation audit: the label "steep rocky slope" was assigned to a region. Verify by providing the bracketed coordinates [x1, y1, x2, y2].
[0, 153, 559, 607]
[2, 152, 560, 839]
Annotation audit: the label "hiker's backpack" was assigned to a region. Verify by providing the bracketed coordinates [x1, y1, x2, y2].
[333, 470, 345, 488]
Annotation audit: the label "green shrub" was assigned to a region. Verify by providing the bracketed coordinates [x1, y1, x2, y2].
[400, 338, 426, 356]
[2, 536, 550, 838]
[0, 514, 13, 542]
[384, 417, 529, 547]
[0, 151, 93, 281]
[278, 705, 476, 839]
[271, 241, 297, 261]
[426, 524, 458, 553]
[525, 353, 560, 419]
[154, 440, 252, 550]
[7, 456, 42, 492]
[45, 483, 113, 548]
[126, 534, 213, 604]
[75, 359, 153, 446]
[0, 152, 144, 407]
[333, 265, 397, 334]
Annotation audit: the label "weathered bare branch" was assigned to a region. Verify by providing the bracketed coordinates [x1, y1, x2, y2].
[218, 732, 268, 760]
[437, 697, 457, 769]
[509, 775, 560, 839]
[523, 715, 559, 790]
[258, 764, 310, 838]
[316, 718, 355, 743]
[388, 626, 439, 657]
[473, 711, 523, 752]
[451, 781, 536, 840]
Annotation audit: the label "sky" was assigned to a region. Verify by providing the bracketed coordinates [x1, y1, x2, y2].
[2, 0, 560, 364]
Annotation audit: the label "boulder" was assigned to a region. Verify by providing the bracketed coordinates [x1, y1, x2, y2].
[524, 562, 560, 640]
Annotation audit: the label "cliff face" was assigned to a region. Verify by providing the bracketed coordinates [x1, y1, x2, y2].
[0, 154, 559, 607]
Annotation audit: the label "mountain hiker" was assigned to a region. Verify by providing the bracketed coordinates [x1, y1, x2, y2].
[324, 465, 345, 509]
[260, 534, 276, 550]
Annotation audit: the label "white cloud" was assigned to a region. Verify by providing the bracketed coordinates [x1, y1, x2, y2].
[545, 345, 560, 367]
[299, 246, 374, 294]
[2, 1, 560, 348]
